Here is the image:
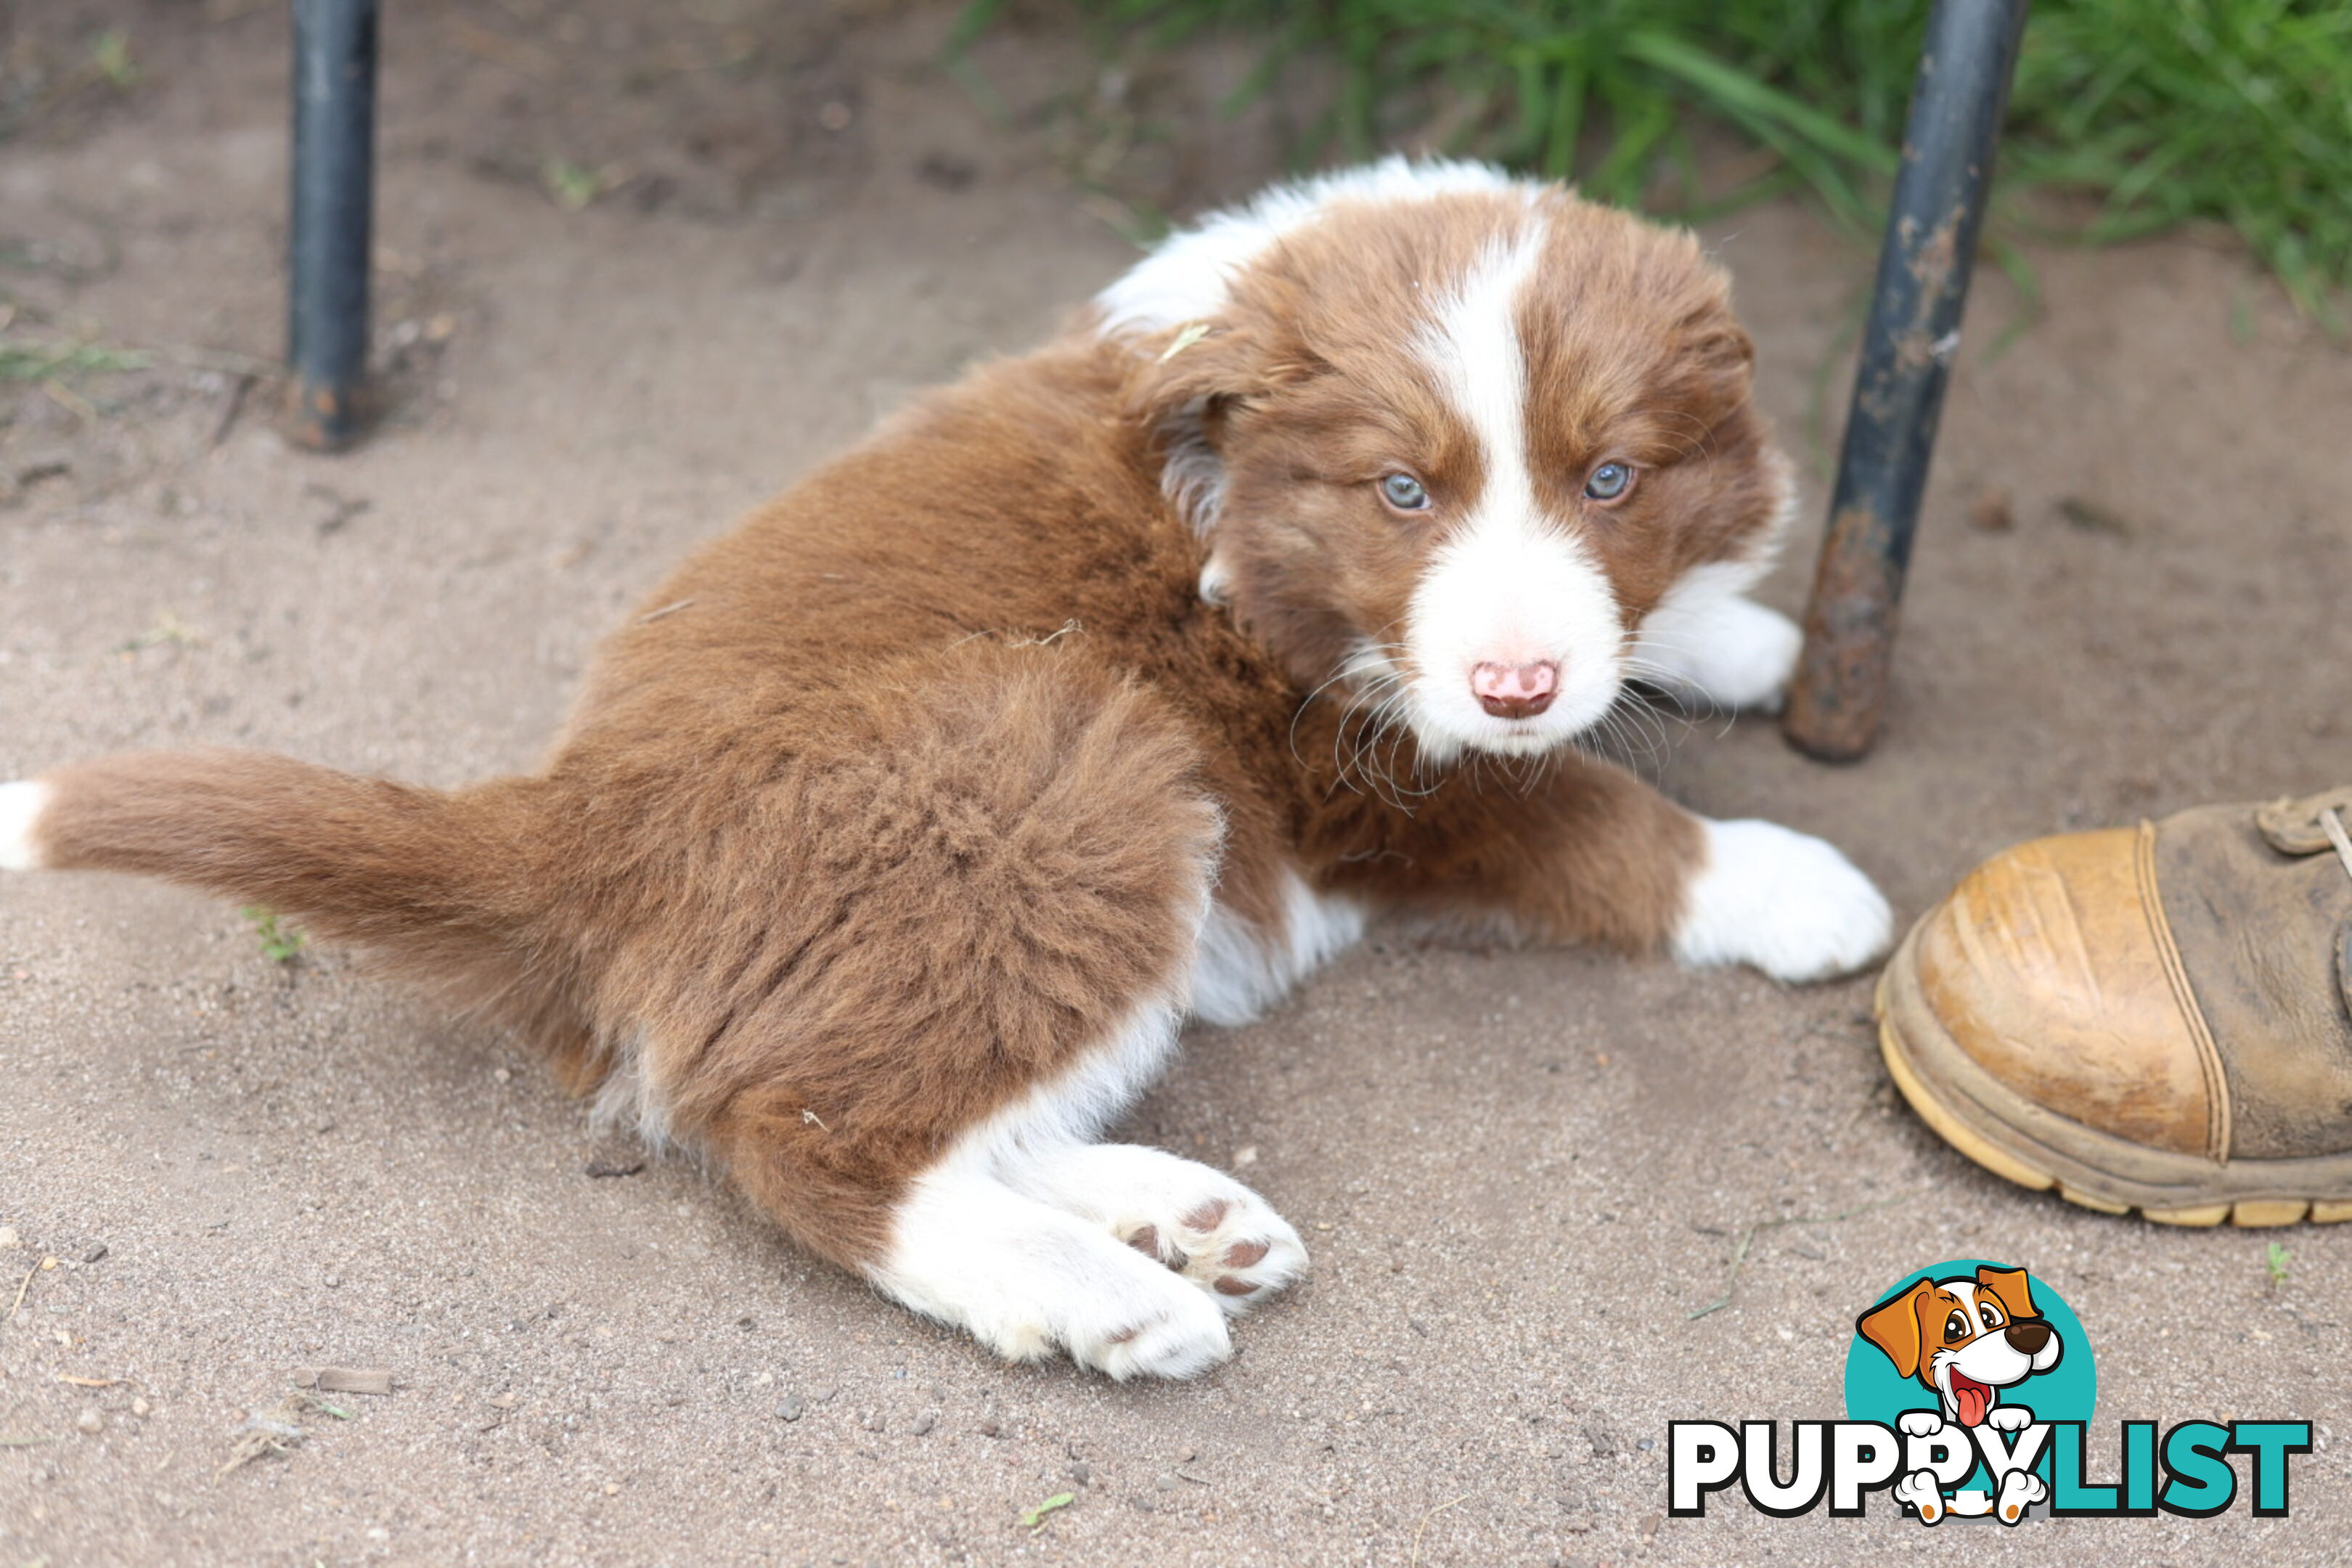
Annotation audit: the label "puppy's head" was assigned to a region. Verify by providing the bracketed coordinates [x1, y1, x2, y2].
[1106, 159, 1794, 764]
[1856, 1265, 2063, 1427]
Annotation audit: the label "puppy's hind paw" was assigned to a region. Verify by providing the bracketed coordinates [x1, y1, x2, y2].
[1071, 1286, 1233, 1381]
[1672, 818, 1893, 984]
[1019, 1145, 1308, 1317]
[873, 1170, 1238, 1381]
[1119, 1187, 1307, 1316]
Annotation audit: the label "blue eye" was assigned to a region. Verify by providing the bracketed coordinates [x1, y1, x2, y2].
[1584, 462, 1634, 502]
[1379, 473, 1429, 511]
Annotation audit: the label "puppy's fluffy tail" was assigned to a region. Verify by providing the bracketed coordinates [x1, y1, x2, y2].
[2, 749, 553, 993]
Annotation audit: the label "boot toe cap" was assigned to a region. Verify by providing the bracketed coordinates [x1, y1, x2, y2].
[1909, 826, 2217, 1159]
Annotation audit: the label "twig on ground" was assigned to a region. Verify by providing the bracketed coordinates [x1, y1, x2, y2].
[1409, 1493, 1474, 1568]
[7, 1259, 41, 1323]
[292, 1367, 393, 1396]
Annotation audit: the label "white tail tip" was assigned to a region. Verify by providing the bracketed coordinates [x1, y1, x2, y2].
[0, 780, 51, 870]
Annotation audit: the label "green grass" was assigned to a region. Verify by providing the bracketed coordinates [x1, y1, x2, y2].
[1034, 0, 2349, 319]
[241, 907, 308, 965]
[0, 340, 150, 381]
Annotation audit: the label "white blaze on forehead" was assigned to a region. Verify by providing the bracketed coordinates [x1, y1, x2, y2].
[1094, 156, 1527, 339]
[1402, 226, 1627, 761]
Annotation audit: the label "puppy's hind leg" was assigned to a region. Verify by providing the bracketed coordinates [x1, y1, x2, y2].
[872, 1001, 1241, 1378]
[673, 643, 1256, 1376]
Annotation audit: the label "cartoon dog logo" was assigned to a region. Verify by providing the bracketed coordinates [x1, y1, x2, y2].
[1857, 1265, 2064, 1523]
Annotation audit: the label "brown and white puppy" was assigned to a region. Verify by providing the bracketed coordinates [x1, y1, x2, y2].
[0, 160, 1891, 1378]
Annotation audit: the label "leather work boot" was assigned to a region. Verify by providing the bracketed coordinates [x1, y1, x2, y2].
[1877, 787, 2352, 1227]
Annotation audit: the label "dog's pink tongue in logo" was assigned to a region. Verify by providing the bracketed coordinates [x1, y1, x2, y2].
[1951, 1372, 1993, 1426]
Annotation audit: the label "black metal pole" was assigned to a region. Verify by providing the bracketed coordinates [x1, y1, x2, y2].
[284, 0, 379, 451]
[1784, 0, 2030, 761]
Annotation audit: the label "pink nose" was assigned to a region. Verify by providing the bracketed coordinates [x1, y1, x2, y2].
[1471, 660, 1558, 719]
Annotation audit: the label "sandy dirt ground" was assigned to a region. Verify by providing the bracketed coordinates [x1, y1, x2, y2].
[3, 3, 2350, 1564]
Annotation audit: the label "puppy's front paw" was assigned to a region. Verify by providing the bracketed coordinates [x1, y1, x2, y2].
[1892, 1469, 1946, 1525]
[1897, 1410, 1948, 1439]
[1633, 594, 1802, 714]
[1985, 1404, 2033, 1433]
[1681, 601, 1802, 712]
[1672, 819, 1893, 984]
[1995, 1467, 2047, 1524]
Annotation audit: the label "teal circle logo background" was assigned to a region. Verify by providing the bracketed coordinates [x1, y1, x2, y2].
[1845, 1259, 2096, 1466]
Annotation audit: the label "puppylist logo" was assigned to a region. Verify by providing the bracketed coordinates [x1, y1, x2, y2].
[1669, 1259, 2310, 1524]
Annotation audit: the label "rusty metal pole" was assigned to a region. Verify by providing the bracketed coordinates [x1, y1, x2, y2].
[284, 0, 379, 451]
[1783, 0, 2030, 761]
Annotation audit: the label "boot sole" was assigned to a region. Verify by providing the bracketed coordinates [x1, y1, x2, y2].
[1876, 920, 2352, 1228]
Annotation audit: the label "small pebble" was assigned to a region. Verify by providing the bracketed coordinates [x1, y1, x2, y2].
[776, 1397, 805, 1423]
[75, 1408, 102, 1434]
[603, 1482, 619, 1496]
[131, 1398, 150, 1418]
[83, 1244, 107, 1264]
[1156, 1472, 1178, 1491]
[0, 1227, 18, 1249]
[1636, 1437, 1655, 1452]
[909, 1412, 936, 1436]
[1967, 489, 2016, 533]
[1067, 1463, 1091, 1486]
[978, 1417, 1002, 1437]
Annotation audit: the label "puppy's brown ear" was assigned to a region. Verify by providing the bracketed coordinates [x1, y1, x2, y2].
[1856, 1281, 1934, 1379]
[1119, 314, 1293, 533]
[1977, 1265, 2038, 1322]
[1123, 319, 1256, 429]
